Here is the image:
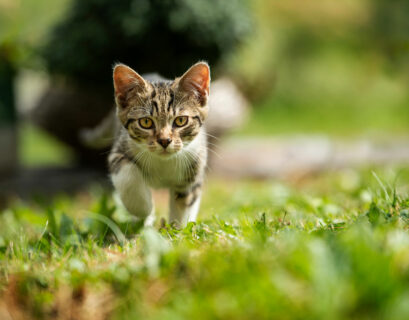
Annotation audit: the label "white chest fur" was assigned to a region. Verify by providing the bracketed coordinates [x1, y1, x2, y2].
[143, 155, 188, 188]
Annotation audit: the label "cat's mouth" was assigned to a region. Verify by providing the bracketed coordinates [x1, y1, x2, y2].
[153, 148, 176, 157]
[156, 147, 183, 157]
[147, 144, 182, 157]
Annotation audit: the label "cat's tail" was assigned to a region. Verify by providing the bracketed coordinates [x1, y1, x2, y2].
[79, 109, 118, 149]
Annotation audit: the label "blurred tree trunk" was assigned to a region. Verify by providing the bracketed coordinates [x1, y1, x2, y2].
[0, 48, 17, 177]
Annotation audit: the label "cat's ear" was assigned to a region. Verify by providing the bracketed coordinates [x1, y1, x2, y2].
[113, 64, 147, 107]
[178, 62, 210, 106]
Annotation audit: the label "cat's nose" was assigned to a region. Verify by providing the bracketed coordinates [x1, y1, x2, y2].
[157, 138, 172, 149]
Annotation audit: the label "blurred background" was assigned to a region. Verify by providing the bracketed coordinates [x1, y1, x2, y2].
[1, 0, 409, 198]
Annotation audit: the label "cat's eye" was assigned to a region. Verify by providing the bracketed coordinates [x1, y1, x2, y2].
[174, 116, 188, 127]
[139, 117, 154, 129]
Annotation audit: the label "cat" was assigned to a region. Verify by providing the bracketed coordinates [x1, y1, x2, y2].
[108, 62, 210, 226]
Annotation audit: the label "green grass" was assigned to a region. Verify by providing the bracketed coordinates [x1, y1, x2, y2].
[1, 168, 409, 319]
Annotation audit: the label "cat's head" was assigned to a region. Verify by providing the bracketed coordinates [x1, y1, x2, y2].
[113, 62, 210, 157]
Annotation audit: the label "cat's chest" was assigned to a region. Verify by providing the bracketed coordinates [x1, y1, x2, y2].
[142, 156, 188, 188]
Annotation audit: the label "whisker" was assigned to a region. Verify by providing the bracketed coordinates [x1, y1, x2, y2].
[205, 132, 220, 141]
[206, 147, 222, 159]
[206, 142, 222, 150]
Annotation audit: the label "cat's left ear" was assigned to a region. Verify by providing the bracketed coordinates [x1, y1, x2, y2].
[178, 62, 210, 106]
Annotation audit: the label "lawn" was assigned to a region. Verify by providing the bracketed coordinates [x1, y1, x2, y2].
[1, 168, 409, 319]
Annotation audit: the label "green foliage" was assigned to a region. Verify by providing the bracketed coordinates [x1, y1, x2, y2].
[229, 1, 409, 136]
[0, 0, 70, 68]
[369, 0, 409, 69]
[41, 0, 251, 84]
[2, 169, 409, 318]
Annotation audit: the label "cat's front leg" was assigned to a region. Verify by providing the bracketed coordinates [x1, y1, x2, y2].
[110, 155, 155, 226]
[169, 182, 202, 226]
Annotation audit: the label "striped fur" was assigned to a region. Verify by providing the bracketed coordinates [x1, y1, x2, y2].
[109, 62, 210, 226]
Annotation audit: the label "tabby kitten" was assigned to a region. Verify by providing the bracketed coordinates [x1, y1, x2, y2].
[109, 62, 210, 226]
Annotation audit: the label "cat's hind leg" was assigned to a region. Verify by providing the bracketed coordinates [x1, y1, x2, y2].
[110, 155, 155, 226]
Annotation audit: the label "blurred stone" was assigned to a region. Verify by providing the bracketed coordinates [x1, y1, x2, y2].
[207, 78, 249, 136]
[15, 69, 49, 114]
[210, 136, 409, 179]
[30, 81, 112, 168]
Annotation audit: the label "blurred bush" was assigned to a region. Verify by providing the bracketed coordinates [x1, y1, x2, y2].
[229, 0, 409, 135]
[0, 0, 70, 69]
[369, 0, 409, 71]
[231, 0, 409, 100]
[41, 0, 252, 84]
[230, 0, 371, 102]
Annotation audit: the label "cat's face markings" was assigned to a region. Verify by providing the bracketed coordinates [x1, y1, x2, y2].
[149, 86, 175, 118]
[113, 62, 210, 157]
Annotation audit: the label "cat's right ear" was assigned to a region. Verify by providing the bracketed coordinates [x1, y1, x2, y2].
[113, 64, 147, 107]
[178, 62, 210, 107]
